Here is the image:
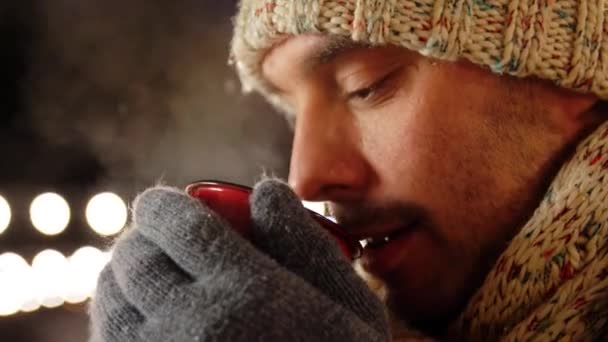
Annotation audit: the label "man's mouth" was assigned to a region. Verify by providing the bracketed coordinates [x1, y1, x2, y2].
[362, 227, 412, 249]
[350, 220, 420, 275]
[351, 218, 418, 248]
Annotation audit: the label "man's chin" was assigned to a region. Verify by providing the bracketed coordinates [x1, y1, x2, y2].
[354, 259, 462, 336]
[384, 283, 462, 337]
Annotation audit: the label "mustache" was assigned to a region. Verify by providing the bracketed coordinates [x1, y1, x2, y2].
[328, 200, 429, 233]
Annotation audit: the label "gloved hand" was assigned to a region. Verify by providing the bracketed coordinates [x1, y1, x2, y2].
[89, 178, 390, 342]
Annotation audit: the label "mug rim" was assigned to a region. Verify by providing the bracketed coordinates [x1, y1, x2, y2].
[186, 180, 362, 259]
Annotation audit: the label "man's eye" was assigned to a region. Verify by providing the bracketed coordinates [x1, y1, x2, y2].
[348, 85, 378, 100]
[345, 68, 401, 104]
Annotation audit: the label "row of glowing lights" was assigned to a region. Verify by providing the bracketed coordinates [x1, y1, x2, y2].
[0, 192, 128, 236]
[0, 247, 112, 316]
[0, 198, 327, 317]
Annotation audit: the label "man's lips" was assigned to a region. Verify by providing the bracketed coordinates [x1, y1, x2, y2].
[348, 218, 418, 247]
[347, 220, 420, 275]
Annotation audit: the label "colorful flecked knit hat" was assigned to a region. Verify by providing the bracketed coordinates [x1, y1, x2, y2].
[230, 0, 608, 109]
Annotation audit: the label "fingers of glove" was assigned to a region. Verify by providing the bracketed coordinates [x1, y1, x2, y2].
[132, 186, 256, 278]
[89, 265, 145, 342]
[250, 178, 389, 334]
[111, 228, 192, 317]
[140, 265, 389, 342]
[250, 179, 345, 267]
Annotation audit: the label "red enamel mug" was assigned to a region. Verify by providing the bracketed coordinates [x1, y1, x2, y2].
[185, 181, 361, 260]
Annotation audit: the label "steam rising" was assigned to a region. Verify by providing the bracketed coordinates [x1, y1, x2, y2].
[25, 0, 291, 191]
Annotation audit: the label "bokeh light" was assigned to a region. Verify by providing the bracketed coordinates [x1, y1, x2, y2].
[0, 253, 30, 316]
[0, 247, 113, 317]
[31, 249, 69, 308]
[0, 195, 10, 234]
[18, 268, 40, 313]
[30, 193, 71, 235]
[66, 246, 108, 303]
[86, 192, 127, 236]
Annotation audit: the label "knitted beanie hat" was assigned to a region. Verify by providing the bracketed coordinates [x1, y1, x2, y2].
[230, 0, 607, 109]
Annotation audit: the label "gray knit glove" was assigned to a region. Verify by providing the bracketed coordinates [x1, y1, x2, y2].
[89, 179, 389, 342]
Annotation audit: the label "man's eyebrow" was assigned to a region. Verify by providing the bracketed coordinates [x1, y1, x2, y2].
[262, 37, 368, 96]
[303, 37, 370, 72]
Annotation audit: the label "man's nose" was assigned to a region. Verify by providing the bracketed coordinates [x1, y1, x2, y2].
[288, 108, 372, 202]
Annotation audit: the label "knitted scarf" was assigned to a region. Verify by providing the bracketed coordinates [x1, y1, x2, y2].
[377, 120, 608, 341]
[456, 119, 608, 341]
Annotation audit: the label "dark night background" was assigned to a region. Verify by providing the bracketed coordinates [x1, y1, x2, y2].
[0, 1, 292, 341]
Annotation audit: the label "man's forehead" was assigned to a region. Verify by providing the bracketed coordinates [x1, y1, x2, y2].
[261, 34, 368, 84]
[308, 35, 369, 66]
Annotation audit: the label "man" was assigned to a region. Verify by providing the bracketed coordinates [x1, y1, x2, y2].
[90, 0, 608, 341]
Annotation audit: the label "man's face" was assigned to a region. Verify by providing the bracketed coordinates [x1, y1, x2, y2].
[261, 34, 582, 329]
